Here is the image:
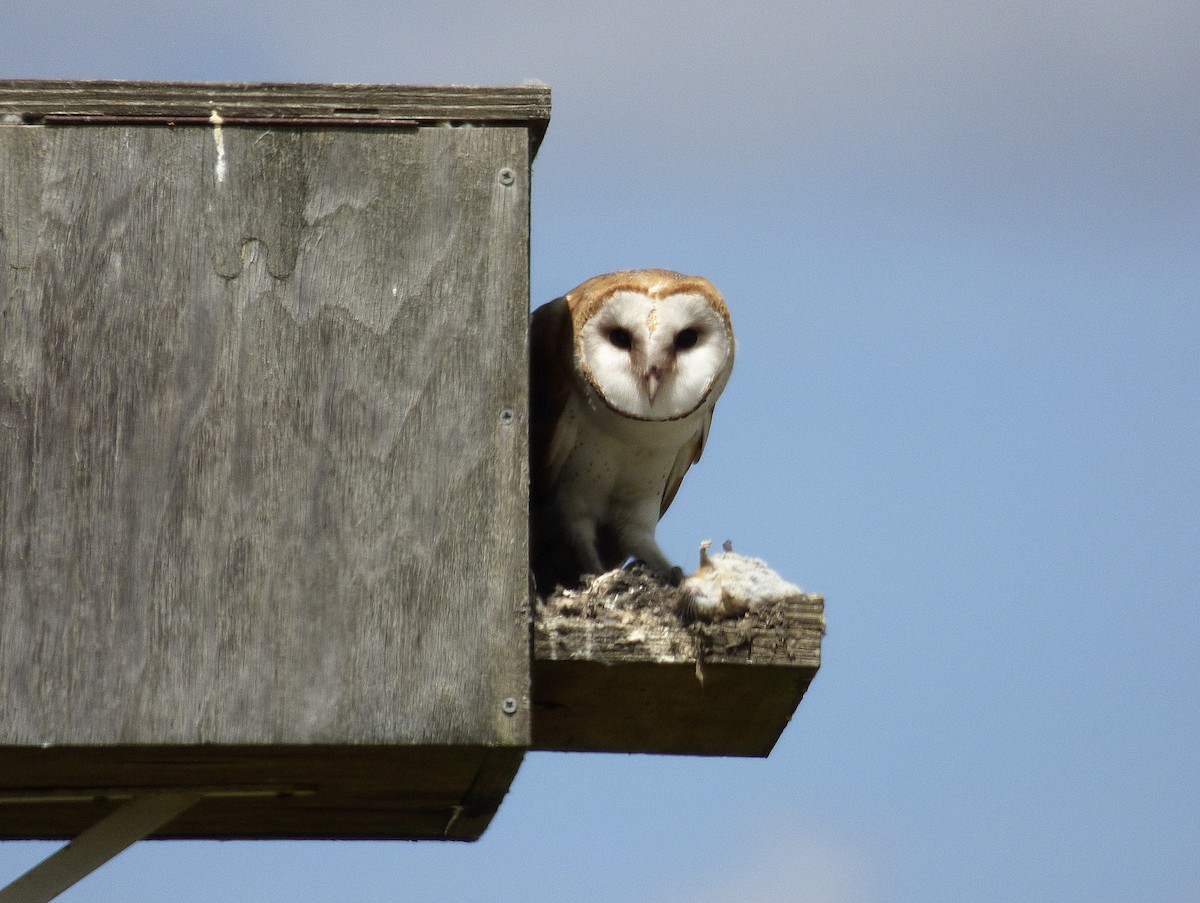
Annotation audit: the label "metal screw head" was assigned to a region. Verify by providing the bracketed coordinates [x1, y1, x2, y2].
[501, 697, 518, 715]
[499, 409, 515, 425]
[498, 168, 516, 186]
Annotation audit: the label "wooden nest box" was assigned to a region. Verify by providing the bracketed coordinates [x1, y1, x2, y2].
[0, 80, 822, 849]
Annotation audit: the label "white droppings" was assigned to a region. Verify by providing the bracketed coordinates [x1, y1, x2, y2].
[210, 109, 227, 183]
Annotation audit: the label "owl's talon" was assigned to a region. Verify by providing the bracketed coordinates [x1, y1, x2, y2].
[631, 559, 684, 587]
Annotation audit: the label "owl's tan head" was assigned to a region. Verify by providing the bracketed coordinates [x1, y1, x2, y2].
[566, 269, 734, 421]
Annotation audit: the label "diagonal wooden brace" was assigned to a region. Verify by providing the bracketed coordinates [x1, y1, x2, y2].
[0, 792, 202, 903]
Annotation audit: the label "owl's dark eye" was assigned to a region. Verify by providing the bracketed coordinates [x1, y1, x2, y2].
[608, 327, 633, 350]
[674, 328, 699, 351]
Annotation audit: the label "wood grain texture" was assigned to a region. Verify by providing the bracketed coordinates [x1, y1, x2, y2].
[533, 660, 818, 756]
[0, 119, 531, 752]
[0, 746, 523, 840]
[0, 80, 551, 153]
[531, 569, 824, 756]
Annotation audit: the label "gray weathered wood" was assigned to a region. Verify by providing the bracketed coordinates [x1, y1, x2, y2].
[0, 746, 521, 840]
[0, 82, 539, 839]
[0, 80, 551, 150]
[531, 568, 824, 756]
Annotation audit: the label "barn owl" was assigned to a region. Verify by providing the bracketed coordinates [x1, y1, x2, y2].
[529, 269, 735, 596]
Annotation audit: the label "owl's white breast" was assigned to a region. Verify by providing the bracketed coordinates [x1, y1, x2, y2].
[549, 389, 708, 525]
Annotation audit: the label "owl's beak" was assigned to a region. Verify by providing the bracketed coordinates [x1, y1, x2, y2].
[644, 366, 663, 403]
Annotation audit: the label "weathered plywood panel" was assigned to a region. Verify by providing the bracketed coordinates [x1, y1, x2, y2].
[0, 119, 530, 750]
[0, 745, 523, 840]
[533, 661, 818, 756]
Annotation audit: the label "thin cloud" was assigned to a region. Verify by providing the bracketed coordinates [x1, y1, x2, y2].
[661, 821, 881, 903]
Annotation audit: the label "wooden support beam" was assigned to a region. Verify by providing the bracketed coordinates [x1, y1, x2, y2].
[0, 793, 201, 903]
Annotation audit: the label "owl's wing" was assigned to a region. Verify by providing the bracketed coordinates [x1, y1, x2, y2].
[529, 296, 577, 502]
[659, 407, 713, 517]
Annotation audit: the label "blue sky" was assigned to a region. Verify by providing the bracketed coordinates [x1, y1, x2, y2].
[3, 1, 1197, 900]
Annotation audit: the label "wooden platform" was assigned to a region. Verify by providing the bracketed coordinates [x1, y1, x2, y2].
[531, 568, 824, 757]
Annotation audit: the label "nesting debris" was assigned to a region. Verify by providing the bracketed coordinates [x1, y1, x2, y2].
[537, 565, 696, 662]
[535, 543, 825, 668]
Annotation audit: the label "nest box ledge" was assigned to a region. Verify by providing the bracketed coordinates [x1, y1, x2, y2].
[530, 557, 825, 757]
